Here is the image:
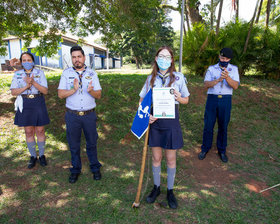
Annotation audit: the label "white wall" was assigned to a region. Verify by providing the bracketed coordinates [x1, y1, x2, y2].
[9, 39, 21, 59]
[95, 57, 102, 69]
[61, 44, 72, 69]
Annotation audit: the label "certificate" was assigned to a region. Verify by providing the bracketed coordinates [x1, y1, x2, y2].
[153, 87, 175, 119]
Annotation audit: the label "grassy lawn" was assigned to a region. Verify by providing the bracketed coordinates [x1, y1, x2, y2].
[0, 71, 279, 223]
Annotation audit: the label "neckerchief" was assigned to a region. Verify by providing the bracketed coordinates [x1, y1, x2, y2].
[157, 71, 170, 87]
[73, 65, 87, 94]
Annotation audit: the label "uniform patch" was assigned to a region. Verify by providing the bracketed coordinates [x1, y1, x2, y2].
[85, 76, 92, 80]
[175, 76, 180, 80]
[16, 73, 21, 76]
[69, 77, 75, 79]
[34, 75, 40, 78]
[17, 77, 22, 79]
[228, 68, 232, 71]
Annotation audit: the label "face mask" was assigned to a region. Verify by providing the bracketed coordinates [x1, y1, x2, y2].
[157, 58, 171, 70]
[22, 62, 34, 70]
[219, 60, 230, 68]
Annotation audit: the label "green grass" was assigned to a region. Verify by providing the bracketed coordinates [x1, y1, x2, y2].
[0, 72, 279, 223]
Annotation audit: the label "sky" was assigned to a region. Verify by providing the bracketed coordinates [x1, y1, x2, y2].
[169, 0, 259, 31]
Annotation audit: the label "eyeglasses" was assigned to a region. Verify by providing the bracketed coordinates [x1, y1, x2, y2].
[158, 54, 172, 61]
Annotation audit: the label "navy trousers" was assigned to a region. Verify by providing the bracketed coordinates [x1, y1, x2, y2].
[201, 94, 232, 154]
[65, 111, 101, 174]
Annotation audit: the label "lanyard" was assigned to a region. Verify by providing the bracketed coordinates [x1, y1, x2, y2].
[73, 66, 87, 94]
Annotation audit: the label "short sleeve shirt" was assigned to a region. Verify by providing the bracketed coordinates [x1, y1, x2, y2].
[139, 72, 190, 104]
[10, 68, 48, 94]
[58, 67, 102, 111]
[204, 63, 240, 95]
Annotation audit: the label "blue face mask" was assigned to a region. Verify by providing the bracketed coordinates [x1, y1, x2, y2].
[22, 62, 34, 70]
[219, 60, 230, 68]
[157, 58, 171, 71]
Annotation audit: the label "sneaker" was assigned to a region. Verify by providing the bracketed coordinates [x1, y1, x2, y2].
[167, 189, 178, 209]
[146, 185, 160, 203]
[28, 156, 37, 169]
[39, 155, 47, 167]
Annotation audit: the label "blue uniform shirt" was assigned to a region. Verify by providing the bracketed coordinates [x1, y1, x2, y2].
[204, 63, 240, 95]
[10, 68, 48, 94]
[139, 72, 190, 104]
[58, 67, 101, 111]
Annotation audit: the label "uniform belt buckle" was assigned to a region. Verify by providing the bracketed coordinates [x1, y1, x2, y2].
[218, 95, 222, 98]
[78, 111, 85, 116]
[28, 94, 35, 99]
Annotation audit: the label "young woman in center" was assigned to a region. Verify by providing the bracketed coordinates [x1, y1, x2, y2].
[139, 46, 190, 209]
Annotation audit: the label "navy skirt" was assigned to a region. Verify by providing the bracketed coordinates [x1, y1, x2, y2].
[14, 95, 50, 127]
[149, 105, 183, 150]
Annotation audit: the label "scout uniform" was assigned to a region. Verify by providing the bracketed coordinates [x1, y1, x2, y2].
[58, 66, 102, 174]
[140, 71, 190, 149]
[10, 68, 50, 126]
[201, 63, 240, 154]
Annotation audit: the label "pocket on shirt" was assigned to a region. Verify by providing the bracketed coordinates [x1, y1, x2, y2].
[67, 81, 74, 90]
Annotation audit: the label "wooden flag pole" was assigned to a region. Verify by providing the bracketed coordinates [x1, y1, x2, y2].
[132, 125, 150, 208]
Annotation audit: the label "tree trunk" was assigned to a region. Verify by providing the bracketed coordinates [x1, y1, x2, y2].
[186, 0, 204, 24]
[255, 0, 264, 24]
[184, 1, 191, 31]
[235, 0, 239, 22]
[243, 0, 260, 54]
[210, 0, 214, 30]
[266, 0, 272, 28]
[216, 0, 223, 35]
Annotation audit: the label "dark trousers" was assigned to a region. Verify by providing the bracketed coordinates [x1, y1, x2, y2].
[65, 111, 101, 174]
[201, 94, 232, 154]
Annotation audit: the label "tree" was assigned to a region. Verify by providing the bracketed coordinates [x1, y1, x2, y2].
[216, 0, 223, 35]
[0, 0, 85, 57]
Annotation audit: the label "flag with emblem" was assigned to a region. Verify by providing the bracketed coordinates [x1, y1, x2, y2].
[131, 89, 152, 139]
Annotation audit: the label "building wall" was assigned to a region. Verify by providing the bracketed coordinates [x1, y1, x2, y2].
[9, 39, 21, 59]
[2, 37, 120, 70]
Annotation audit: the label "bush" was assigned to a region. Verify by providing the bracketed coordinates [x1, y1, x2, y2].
[182, 21, 280, 79]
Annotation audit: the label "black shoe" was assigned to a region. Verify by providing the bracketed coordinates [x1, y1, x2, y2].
[167, 189, 178, 209]
[69, 173, 80, 183]
[93, 171, 101, 180]
[198, 151, 207, 160]
[39, 155, 47, 167]
[146, 185, 160, 203]
[218, 152, 228, 163]
[28, 156, 37, 169]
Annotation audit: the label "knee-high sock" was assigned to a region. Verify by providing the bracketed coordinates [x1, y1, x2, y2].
[27, 142, 36, 157]
[167, 167, 176, 190]
[152, 165, 161, 187]
[37, 141, 45, 157]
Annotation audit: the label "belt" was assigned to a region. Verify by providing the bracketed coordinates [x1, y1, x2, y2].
[21, 93, 43, 99]
[66, 108, 95, 116]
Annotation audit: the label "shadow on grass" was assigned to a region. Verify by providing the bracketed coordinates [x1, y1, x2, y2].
[0, 74, 280, 223]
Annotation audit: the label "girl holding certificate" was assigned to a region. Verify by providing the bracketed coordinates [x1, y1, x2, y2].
[139, 46, 190, 209]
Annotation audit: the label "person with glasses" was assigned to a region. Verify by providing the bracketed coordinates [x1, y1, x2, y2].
[198, 48, 240, 163]
[58, 46, 102, 183]
[10, 52, 50, 169]
[139, 46, 190, 209]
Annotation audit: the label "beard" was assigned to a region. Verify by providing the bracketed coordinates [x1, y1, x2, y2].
[74, 62, 84, 69]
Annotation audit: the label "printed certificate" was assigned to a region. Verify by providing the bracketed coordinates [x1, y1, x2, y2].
[153, 87, 175, 119]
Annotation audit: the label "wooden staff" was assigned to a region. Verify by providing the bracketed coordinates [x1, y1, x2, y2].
[132, 125, 150, 208]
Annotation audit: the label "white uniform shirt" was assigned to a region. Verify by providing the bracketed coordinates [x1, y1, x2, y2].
[139, 72, 190, 104]
[10, 68, 48, 94]
[204, 63, 240, 95]
[58, 67, 102, 111]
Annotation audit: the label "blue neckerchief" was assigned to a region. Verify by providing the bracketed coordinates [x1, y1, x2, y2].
[157, 71, 170, 87]
[73, 65, 87, 94]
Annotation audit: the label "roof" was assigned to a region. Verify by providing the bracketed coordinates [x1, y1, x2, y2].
[3, 34, 107, 52]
